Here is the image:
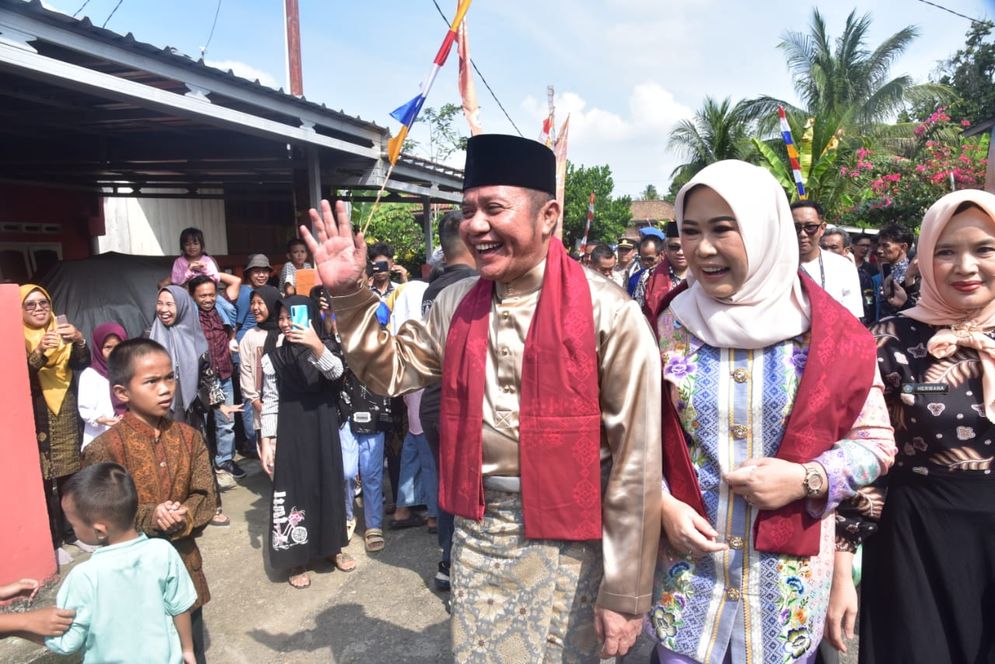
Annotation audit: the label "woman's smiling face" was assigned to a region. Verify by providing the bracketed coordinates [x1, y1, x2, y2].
[932, 205, 995, 311]
[680, 185, 749, 300]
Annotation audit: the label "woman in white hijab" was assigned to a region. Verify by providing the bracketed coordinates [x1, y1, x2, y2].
[647, 161, 896, 664]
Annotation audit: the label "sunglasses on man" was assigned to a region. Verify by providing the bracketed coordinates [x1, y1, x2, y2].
[794, 223, 823, 236]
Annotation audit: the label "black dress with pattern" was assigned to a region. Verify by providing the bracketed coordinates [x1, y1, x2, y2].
[840, 315, 995, 663]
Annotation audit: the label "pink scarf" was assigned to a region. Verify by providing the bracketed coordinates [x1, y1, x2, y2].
[904, 190, 995, 423]
[438, 239, 603, 540]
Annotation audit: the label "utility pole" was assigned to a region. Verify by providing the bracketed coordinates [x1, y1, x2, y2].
[284, 0, 304, 97]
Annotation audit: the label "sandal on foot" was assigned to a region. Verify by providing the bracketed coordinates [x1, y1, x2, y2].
[333, 551, 356, 572]
[210, 513, 231, 527]
[288, 568, 311, 589]
[388, 514, 426, 530]
[364, 528, 385, 553]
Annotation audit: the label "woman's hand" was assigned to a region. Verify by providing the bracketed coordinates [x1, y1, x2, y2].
[55, 323, 82, 343]
[0, 578, 39, 601]
[660, 493, 728, 558]
[286, 322, 324, 357]
[724, 458, 810, 510]
[96, 416, 122, 427]
[883, 276, 908, 309]
[824, 550, 858, 653]
[259, 437, 276, 479]
[36, 330, 61, 353]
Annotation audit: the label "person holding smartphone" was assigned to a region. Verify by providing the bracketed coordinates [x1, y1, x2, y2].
[259, 295, 352, 588]
[21, 284, 91, 566]
[367, 243, 407, 305]
[876, 223, 916, 318]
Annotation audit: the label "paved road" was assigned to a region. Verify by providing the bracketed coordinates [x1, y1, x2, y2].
[2, 460, 854, 663]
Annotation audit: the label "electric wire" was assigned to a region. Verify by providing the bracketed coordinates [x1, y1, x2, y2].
[72, 0, 91, 18]
[430, 0, 524, 137]
[200, 0, 223, 58]
[913, 0, 987, 25]
[101, 0, 125, 29]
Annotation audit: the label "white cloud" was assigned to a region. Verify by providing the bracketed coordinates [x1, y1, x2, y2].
[204, 59, 279, 89]
[521, 82, 693, 195]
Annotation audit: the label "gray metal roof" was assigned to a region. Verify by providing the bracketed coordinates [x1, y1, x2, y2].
[0, 0, 462, 202]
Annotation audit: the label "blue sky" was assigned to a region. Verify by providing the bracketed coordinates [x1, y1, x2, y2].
[42, 0, 995, 196]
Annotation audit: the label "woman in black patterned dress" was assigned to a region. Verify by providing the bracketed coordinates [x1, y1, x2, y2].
[830, 190, 995, 663]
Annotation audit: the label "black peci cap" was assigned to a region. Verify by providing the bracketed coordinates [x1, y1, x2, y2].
[462, 134, 556, 196]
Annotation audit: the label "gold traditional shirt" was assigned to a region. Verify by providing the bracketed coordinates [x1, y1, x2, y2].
[332, 261, 662, 614]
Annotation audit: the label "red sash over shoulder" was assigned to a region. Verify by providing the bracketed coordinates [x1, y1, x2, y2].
[438, 239, 603, 541]
[641, 258, 675, 322]
[651, 273, 876, 557]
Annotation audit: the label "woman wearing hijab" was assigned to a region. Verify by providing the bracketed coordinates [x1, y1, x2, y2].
[238, 285, 281, 451]
[78, 322, 127, 449]
[830, 190, 995, 663]
[151, 285, 239, 526]
[645, 161, 896, 664]
[21, 284, 91, 565]
[260, 295, 350, 588]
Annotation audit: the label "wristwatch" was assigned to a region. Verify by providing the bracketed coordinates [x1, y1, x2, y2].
[801, 463, 824, 497]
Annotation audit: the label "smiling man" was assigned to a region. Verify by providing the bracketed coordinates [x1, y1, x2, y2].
[302, 134, 661, 662]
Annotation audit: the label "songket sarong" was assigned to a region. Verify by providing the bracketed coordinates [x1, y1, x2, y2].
[451, 489, 603, 663]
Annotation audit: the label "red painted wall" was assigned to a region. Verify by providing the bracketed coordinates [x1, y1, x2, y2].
[0, 284, 56, 585]
[0, 183, 101, 261]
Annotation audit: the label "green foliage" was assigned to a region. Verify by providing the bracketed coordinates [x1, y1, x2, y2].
[416, 104, 469, 162]
[838, 111, 989, 228]
[758, 9, 927, 126]
[641, 184, 660, 200]
[752, 111, 856, 215]
[350, 201, 430, 272]
[908, 21, 995, 125]
[562, 162, 632, 247]
[667, 96, 754, 189]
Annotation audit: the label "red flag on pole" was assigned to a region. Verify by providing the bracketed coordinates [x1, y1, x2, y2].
[581, 191, 595, 250]
[457, 10, 482, 136]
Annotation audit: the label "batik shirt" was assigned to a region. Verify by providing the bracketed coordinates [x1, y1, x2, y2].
[648, 312, 895, 664]
[836, 315, 995, 551]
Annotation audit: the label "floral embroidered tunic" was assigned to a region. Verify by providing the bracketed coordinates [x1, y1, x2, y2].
[648, 312, 895, 664]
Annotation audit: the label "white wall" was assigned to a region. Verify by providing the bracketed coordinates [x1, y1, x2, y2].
[98, 191, 227, 256]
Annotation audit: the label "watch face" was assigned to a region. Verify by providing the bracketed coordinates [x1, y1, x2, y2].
[805, 466, 824, 495]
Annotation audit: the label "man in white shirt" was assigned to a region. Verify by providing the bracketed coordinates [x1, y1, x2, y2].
[791, 201, 864, 321]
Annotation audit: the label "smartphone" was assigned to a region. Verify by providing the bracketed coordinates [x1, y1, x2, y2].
[372, 261, 390, 274]
[881, 263, 894, 297]
[56, 314, 69, 326]
[290, 304, 310, 329]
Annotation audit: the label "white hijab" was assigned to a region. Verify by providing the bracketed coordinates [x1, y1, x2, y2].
[669, 160, 811, 349]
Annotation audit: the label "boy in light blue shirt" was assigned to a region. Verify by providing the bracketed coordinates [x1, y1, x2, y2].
[44, 463, 197, 664]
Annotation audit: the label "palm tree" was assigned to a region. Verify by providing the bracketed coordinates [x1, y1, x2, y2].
[747, 9, 942, 128]
[744, 9, 950, 212]
[667, 96, 754, 194]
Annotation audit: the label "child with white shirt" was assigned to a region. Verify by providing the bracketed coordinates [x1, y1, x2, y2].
[77, 323, 127, 449]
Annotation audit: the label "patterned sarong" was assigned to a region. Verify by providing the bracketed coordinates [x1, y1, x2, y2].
[451, 489, 604, 663]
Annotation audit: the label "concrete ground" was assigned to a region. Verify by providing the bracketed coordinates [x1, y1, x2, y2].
[1, 460, 855, 663]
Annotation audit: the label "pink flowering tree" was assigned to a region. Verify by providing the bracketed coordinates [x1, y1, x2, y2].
[839, 108, 988, 228]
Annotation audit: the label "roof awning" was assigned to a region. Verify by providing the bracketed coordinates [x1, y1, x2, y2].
[0, 0, 462, 203]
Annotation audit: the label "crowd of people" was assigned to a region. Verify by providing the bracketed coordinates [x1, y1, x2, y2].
[1, 132, 993, 664]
